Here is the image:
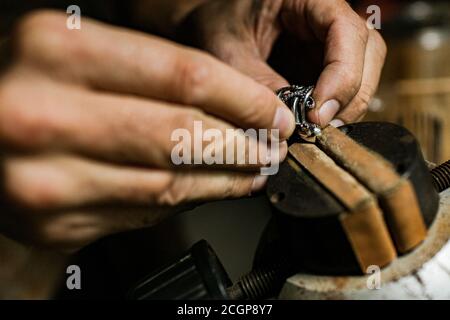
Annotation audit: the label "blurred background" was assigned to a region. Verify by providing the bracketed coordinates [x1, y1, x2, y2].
[355, 0, 450, 164]
[0, 0, 449, 299]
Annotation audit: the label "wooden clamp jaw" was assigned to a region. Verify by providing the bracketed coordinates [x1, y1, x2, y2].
[288, 125, 427, 271]
[264, 122, 438, 274]
[288, 143, 395, 271]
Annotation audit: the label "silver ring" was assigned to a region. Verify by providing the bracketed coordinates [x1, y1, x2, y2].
[277, 85, 321, 137]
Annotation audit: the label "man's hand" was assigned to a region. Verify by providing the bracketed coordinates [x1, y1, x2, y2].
[183, 0, 387, 127]
[0, 11, 294, 251]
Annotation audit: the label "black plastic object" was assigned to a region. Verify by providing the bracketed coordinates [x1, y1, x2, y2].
[264, 122, 440, 275]
[128, 240, 231, 300]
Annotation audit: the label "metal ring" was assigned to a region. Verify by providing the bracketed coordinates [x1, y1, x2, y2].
[276, 85, 321, 137]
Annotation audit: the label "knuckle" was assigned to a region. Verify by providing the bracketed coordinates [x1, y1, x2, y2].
[155, 173, 190, 206]
[337, 8, 368, 44]
[242, 88, 275, 128]
[0, 101, 55, 149]
[15, 10, 65, 31]
[158, 108, 206, 164]
[14, 11, 58, 52]
[355, 85, 374, 109]
[223, 175, 247, 198]
[349, 12, 369, 41]
[341, 89, 372, 123]
[173, 52, 212, 105]
[174, 108, 205, 131]
[3, 160, 63, 210]
[337, 113, 353, 125]
[0, 81, 58, 148]
[13, 10, 76, 64]
[356, 101, 369, 118]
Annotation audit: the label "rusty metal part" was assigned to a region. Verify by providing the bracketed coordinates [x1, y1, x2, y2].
[339, 203, 397, 271]
[431, 160, 450, 192]
[226, 260, 291, 300]
[317, 126, 427, 253]
[279, 187, 450, 299]
[246, 155, 449, 299]
[244, 158, 449, 299]
[265, 122, 439, 275]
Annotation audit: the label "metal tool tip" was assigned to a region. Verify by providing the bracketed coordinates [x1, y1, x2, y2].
[312, 127, 322, 137]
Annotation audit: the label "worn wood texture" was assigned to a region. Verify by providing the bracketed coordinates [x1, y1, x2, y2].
[280, 188, 450, 300]
[317, 126, 427, 253]
[289, 143, 397, 269]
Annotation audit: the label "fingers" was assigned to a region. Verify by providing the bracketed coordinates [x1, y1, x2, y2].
[293, 0, 369, 127]
[2, 150, 271, 252]
[208, 39, 290, 91]
[332, 30, 387, 125]
[13, 10, 295, 139]
[5, 205, 185, 252]
[3, 154, 266, 211]
[0, 79, 287, 168]
[1, 203, 179, 253]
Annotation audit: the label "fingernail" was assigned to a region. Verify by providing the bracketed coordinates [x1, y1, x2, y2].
[272, 106, 295, 140]
[329, 119, 345, 127]
[319, 100, 340, 126]
[251, 175, 268, 194]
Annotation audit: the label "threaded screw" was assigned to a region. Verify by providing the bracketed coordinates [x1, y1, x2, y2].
[226, 261, 291, 300]
[430, 160, 450, 192]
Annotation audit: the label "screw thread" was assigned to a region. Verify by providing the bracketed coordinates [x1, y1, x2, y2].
[431, 160, 450, 192]
[226, 261, 289, 300]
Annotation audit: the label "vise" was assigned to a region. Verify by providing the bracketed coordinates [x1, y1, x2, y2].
[128, 86, 450, 300]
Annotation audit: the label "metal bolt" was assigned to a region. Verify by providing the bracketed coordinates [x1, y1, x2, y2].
[430, 160, 450, 192]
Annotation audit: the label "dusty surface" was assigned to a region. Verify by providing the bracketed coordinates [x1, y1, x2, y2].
[317, 126, 427, 254]
[280, 188, 450, 299]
